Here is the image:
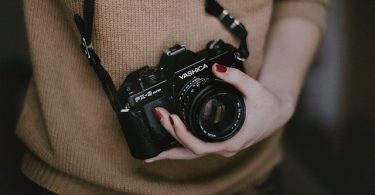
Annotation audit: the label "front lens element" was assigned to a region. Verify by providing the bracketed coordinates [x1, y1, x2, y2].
[201, 98, 226, 125]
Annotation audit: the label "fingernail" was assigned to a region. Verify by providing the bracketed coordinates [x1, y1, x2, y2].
[169, 115, 174, 126]
[215, 64, 227, 73]
[152, 108, 162, 120]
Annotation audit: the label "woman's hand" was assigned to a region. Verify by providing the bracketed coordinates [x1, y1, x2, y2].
[144, 63, 295, 163]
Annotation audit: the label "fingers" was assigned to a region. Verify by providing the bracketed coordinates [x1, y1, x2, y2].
[169, 114, 226, 156]
[212, 63, 260, 99]
[145, 147, 200, 163]
[153, 107, 177, 138]
[218, 151, 238, 158]
[144, 147, 237, 163]
[152, 107, 229, 157]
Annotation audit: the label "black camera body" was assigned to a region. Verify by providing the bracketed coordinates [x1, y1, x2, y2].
[117, 40, 246, 159]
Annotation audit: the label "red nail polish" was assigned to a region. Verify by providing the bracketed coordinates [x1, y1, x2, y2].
[215, 64, 227, 73]
[169, 116, 174, 126]
[152, 108, 162, 120]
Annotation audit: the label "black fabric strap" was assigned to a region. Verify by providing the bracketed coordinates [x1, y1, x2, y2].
[205, 0, 250, 60]
[83, 0, 94, 43]
[74, 0, 122, 112]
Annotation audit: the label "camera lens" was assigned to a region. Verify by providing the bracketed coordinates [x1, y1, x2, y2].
[177, 78, 245, 142]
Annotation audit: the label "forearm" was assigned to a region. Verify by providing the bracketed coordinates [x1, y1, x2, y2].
[257, 18, 322, 112]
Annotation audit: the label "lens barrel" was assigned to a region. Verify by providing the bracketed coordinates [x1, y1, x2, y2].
[177, 77, 245, 141]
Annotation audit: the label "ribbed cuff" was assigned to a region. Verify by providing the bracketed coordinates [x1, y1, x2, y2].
[272, 1, 328, 34]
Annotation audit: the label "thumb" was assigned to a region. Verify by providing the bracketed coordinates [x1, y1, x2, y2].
[212, 63, 259, 98]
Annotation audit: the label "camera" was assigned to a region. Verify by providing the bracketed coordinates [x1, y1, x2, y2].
[117, 40, 246, 159]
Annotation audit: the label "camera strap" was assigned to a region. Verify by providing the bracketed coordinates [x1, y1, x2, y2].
[74, 0, 123, 113]
[74, 0, 249, 113]
[205, 0, 249, 60]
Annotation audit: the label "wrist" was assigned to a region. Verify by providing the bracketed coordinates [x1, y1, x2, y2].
[258, 76, 299, 121]
[266, 87, 298, 125]
[277, 92, 297, 120]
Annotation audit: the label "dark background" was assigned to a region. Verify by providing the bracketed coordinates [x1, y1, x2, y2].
[1, 0, 374, 194]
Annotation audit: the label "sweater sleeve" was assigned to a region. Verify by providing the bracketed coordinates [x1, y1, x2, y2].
[272, 0, 329, 33]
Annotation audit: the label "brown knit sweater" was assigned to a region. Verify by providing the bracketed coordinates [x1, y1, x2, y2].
[17, 0, 327, 194]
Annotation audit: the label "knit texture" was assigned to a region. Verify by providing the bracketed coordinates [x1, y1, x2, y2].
[17, 0, 327, 194]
